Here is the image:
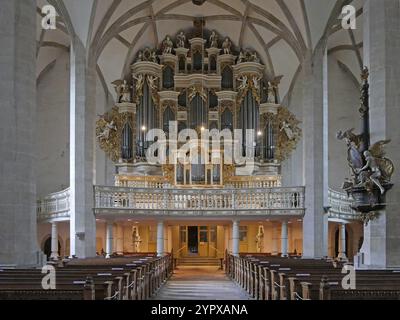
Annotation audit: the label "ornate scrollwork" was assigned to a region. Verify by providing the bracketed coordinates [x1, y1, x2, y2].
[188, 85, 208, 102]
[274, 106, 302, 161]
[96, 107, 133, 162]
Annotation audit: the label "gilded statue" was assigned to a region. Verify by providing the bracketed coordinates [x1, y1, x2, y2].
[188, 86, 207, 102]
[133, 74, 144, 96]
[147, 75, 159, 92]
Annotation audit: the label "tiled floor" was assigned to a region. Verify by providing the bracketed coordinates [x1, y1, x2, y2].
[153, 266, 252, 300]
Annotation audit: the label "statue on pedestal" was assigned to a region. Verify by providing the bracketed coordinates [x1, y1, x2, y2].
[176, 31, 186, 48]
[251, 52, 260, 63]
[222, 37, 232, 54]
[112, 79, 132, 103]
[256, 226, 264, 253]
[210, 30, 218, 48]
[163, 36, 174, 54]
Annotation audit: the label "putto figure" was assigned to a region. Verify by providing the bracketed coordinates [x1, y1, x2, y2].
[97, 120, 117, 141]
[222, 37, 232, 54]
[176, 31, 186, 48]
[163, 36, 174, 54]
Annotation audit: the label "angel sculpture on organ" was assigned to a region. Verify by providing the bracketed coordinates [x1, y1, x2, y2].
[132, 74, 144, 96]
[237, 75, 248, 92]
[280, 121, 294, 141]
[188, 86, 207, 102]
[112, 79, 132, 103]
[147, 75, 159, 92]
[355, 141, 394, 195]
[97, 120, 117, 141]
[252, 76, 261, 90]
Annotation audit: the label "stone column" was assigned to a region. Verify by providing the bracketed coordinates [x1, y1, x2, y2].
[50, 223, 59, 260]
[301, 45, 328, 258]
[271, 223, 279, 256]
[157, 221, 165, 257]
[337, 224, 347, 260]
[69, 37, 97, 258]
[232, 220, 240, 256]
[281, 221, 288, 257]
[360, 0, 400, 268]
[105, 222, 114, 259]
[116, 224, 124, 255]
[0, 0, 41, 266]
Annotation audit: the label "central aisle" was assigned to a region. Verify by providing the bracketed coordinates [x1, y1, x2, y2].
[153, 266, 252, 300]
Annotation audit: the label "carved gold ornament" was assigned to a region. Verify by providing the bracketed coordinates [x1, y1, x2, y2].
[236, 74, 261, 105]
[263, 106, 302, 161]
[96, 107, 133, 162]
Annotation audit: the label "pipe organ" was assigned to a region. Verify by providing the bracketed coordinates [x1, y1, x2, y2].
[96, 28, 301, 187]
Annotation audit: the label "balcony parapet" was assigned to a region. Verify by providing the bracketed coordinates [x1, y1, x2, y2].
[37, 188, 70, 222]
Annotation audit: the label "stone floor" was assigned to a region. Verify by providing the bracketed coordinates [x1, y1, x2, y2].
[153, 266, 252, 300]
